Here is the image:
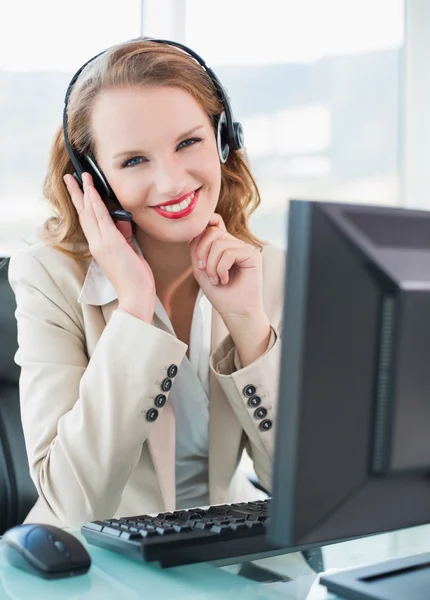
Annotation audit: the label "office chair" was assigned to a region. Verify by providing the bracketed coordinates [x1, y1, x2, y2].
[0, 258, 37, 535]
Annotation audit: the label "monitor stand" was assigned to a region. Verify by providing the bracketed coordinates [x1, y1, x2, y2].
[320, 551, 430, 600]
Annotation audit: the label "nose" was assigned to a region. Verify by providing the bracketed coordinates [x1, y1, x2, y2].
[153, 155, 187, 198]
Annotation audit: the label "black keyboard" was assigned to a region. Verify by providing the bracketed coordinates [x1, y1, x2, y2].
[81, 499, 282, 567]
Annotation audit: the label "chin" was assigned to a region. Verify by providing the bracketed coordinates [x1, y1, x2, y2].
[136, 223, 205, 245]
[182, 214, 216, 240]
[167, 224, 208, 244]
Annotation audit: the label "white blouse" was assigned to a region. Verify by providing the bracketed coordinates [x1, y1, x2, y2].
[153, 291, 212, 509]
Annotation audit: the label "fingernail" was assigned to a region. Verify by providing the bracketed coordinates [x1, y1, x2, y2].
[63, 175, 69, 186]
[198, 260, 204, 269]
[209, 277, 216, 285]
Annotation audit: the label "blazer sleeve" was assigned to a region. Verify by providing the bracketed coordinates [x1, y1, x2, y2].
[208, 244, 285, 493]
[209, 321, 282, 494]
[8, 251, 187, 528]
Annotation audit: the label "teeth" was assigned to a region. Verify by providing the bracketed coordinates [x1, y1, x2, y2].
[162, 192, 195, 213]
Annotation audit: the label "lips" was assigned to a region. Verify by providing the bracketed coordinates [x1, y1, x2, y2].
[153, 189, 197, 208]
[151, 188, 200, 220]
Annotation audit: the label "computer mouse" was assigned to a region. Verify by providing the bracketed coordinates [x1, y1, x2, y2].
[0, 523, 91, 579]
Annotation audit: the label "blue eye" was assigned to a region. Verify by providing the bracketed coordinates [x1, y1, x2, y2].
[176, 137, 202, 151]
[121, 156, 145, 168]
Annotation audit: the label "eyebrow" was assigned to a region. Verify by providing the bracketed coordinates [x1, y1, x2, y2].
[112, 125, 206, 160]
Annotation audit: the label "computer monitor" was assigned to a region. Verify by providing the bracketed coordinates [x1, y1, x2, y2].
[269, 199, 430, 551]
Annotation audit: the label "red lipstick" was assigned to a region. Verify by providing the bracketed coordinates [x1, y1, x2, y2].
[151, 188, 200, 220]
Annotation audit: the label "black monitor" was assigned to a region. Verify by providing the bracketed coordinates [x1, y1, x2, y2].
[269, 199, 430, 553]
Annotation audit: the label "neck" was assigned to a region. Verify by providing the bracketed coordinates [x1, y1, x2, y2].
[135, 230, 197, 301]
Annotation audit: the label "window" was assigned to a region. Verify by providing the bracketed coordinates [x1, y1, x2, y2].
[0, 0, 141, 255]
[183, 0, 405, 248]
[0, 1, 408, 253]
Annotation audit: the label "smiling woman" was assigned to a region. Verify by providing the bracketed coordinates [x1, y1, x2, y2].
[7, 37, 286, 530]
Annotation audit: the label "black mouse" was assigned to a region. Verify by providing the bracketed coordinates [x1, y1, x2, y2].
[0, 523, 91, 579]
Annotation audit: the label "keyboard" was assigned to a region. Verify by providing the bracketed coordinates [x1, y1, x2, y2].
[81, 499, 282, 567]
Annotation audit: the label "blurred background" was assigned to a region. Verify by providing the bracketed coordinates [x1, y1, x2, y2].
[2, 0, 430, 571]
[1, 0, 429, 256]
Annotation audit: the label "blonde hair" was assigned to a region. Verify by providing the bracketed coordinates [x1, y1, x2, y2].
[41, 39, 265, 260]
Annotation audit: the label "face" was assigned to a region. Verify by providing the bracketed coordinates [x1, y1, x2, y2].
[90, 85, 222, 244]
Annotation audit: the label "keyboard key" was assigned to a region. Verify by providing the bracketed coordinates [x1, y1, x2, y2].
[101, 526, 122, 537]
[83, 521, 104, 532]
[156, 527, 175, 535]
[229, 522, 249, 531]
[193, 522, 213, 530]
[246, 520, 265, 529]
[172, 524, 193, 533]
[210, 524, 231, 534]
[119, 531, 142, 540]
[140, 530, 158, 538]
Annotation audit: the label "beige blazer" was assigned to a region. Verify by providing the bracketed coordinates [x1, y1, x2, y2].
[8, 241, 285, 528]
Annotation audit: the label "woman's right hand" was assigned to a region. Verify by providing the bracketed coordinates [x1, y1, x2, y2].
[64, 172, 156, 322]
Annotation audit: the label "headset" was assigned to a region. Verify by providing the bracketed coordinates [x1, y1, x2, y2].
[62, 38, 245, 222]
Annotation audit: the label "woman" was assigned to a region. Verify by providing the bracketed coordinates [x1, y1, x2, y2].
[8, 38, 286, 528]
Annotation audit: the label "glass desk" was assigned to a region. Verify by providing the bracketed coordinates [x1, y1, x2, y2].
[1, 523, 430, 600]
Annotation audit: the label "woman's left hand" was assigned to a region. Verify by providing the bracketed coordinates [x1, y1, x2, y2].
[190, 215, 271, 367]
[190, 214, 263, 318]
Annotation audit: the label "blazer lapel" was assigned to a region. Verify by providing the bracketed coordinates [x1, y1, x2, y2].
[208, 310, 243, 505]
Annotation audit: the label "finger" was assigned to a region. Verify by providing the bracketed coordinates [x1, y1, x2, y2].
[189, 235, 203, 276]
[215, 246, 259, 284]
[195, 226, 229, 270]
[206, 239, 243, 285]
[82, 171, 95, 189]
[190, 214, 227, 267]
[81, 184, 103, 246]
[206, 213, 227, 231]
[84, 180, 118, 239]
[64, 174, 101, 247]
[64, 174, 85, 216]
[189, 229, 206, 259]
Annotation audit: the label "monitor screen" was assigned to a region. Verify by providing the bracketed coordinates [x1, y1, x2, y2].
[269, 200, 430, 549]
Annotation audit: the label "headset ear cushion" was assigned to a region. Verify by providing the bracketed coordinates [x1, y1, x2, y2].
[233, 121, 245, 150]
[216, 112, 230, 163]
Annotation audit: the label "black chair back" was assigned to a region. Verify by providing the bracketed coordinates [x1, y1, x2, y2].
[0, 258, 37, 533]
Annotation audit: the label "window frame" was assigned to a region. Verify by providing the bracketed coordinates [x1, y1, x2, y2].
[400, 0, 430, 209]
